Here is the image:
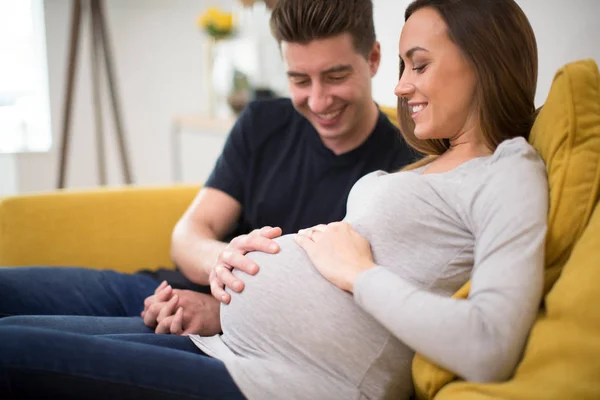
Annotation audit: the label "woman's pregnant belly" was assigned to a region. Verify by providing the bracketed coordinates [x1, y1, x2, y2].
[219, 234, 394, 381]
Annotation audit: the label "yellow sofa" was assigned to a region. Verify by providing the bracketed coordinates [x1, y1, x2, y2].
[0, 59, 599, 399]
[0, 185, 199, 274]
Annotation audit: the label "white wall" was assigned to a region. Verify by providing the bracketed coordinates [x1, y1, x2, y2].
[15, 0, 235, 193]
[7, 0, 600, 194]
[372, 0, 600, 107]
[0, 155, 17, 196]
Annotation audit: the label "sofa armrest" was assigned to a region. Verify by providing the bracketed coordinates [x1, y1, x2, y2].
[0, 185, 199, 274]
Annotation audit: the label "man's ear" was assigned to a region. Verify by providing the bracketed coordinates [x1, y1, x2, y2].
[368, 41, 382, 76]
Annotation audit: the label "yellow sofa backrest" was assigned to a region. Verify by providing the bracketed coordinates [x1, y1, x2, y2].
[411, 59, 600, 399]
[0, 185, 199, 273]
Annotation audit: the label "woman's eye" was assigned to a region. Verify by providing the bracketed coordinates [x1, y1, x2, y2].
[412, 65, 427, 73]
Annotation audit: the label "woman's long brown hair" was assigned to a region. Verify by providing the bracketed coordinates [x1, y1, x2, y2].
[398, 0, 538, 169]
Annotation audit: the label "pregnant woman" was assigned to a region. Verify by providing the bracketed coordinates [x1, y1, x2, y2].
[0, 0, 548, 399]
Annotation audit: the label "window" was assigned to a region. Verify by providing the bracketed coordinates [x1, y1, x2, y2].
[0, 0, 51, 153]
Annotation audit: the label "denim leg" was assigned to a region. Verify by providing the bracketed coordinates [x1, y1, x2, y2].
[0, 315, 153, 334]
[0, 326, 246, 400]
[101, 332, 202, 353]
[0, 267, 160, 317]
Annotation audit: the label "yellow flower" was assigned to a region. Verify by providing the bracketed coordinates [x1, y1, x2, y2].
[197, 6, 234, 38]
[214, 13, 233, 31]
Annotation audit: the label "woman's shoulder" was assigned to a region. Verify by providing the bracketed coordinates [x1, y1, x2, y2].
[469, 136, 548, 209]
[488, 136, 545, 171]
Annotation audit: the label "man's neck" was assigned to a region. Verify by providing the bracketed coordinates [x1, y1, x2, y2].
[322, 101, 380, 155]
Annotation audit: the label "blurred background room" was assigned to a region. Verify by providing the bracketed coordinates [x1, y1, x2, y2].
[0, 0, 599, 196]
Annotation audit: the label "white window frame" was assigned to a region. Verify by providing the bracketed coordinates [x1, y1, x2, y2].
[0, 0, 52, 154]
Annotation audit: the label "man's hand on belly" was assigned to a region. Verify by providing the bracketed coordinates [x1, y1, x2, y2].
[209, 226, 282, 304]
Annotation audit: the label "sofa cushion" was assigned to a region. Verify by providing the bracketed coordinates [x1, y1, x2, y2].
[411, 59, 600, 399]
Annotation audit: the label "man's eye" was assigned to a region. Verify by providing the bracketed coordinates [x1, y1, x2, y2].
[292, 79, 310, 87]
[328, 75, 347, 82]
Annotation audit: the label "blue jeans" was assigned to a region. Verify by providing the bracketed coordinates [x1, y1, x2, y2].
[0, 267, 160, 317]
[0, 326, 245, 400]
[0, 314, 154, 334]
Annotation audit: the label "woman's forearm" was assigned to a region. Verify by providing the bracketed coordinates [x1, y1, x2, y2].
[353, 261, 543, 383]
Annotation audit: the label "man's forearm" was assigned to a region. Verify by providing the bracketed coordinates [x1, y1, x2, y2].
[170, 223, 228, 285]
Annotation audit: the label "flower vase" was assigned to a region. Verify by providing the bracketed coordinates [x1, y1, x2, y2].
[204, 36, 217, 117]
[204, 37, 236, 118]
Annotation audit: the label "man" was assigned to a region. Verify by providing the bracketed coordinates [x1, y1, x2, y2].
[0, 0, 418, 337]
[0, 1, 421, 396]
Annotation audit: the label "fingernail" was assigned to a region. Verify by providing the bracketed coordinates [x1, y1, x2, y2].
[270, 244, 278, 251]
[222, 251, 232, 260]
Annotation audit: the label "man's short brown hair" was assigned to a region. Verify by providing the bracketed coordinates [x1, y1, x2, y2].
[270, 0, 376, 58]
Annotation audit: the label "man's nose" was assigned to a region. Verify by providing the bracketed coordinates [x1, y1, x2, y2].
[308, 83, 332, 113]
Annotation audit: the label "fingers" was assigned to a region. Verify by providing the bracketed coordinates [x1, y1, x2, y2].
[311, 224, 328, 232]
[208, 225, 282, 305]
[210, 269, 231, 305]
[220, 250, 259, 276]
[217, 262, 248, 293]
[230, 231, 279, 255]
[155, 316, 170, 334]
[311, 230, 324, 241]
[155, 306, 185, 335]
[294, 233, 315, 254]
[154, 280, 168, 294]
[297, 224, 327, 242]
[143, 292, 177, 328]
[143, 284, 172, 310]
[156, 295, 179, 324]
[143, 302, 160, 327]
[259, 226, 283, 240]
[168, 307, 184, 335]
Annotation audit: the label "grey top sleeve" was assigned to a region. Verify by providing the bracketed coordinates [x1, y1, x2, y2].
[353, 152, 549, 382]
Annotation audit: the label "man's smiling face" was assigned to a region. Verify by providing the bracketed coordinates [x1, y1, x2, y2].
[282, 33, 380, 148]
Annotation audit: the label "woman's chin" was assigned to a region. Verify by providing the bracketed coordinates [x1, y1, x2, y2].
[413, 129, 432, 141]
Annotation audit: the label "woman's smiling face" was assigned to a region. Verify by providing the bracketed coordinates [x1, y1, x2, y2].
[394, 7, 480, 142]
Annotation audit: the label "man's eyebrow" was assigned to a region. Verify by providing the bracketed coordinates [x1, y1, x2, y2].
[287, 71, 308, 78]
[286, 65, 353, 78]
[321, 65, 352, 74]
[400, 46, 429, 60]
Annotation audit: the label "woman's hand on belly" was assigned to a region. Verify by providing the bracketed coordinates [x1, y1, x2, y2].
[294, 222, 376, 293]
[210, 226, 282, 304]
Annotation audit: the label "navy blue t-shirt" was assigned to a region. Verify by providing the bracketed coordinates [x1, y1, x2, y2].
[205, 97, 419, 240]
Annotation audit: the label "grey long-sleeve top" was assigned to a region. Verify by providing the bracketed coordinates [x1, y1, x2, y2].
[191, 136, 548, 400]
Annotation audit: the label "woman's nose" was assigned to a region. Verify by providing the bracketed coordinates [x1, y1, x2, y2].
[394, 81, 415, 99]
